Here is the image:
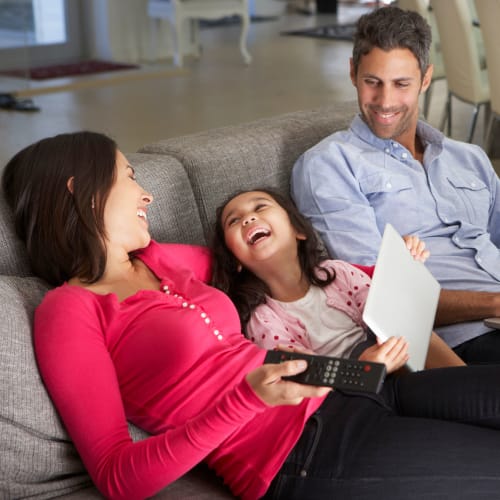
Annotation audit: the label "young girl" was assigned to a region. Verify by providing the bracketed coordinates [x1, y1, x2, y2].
[212, 188, 465, 373]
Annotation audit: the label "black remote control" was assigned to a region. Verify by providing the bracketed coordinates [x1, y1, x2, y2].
[264, 350, 386, 394]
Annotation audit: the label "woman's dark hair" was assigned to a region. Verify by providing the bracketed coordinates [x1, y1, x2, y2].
[211, 187, 335, 329]
[352, 6, 432, 79]
[2, 131, 118, 286]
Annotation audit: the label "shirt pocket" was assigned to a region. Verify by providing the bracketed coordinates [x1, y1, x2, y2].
[359, 172, 421, 230]
[447, 175, 490, 227]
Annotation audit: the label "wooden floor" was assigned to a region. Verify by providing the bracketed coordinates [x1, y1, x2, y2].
[0, 3, 494, 169]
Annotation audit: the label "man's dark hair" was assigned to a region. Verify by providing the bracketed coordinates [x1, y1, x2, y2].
[211, 187, 335, 329]
[352, 6, 432, 78]
[2, 131, 117, 286]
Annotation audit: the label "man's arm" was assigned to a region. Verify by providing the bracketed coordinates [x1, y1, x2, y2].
[291, 148, 383, 263]
[435, 289, 500, 326]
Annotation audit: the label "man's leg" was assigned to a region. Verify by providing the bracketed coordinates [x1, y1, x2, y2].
[453, 330, 500, 364]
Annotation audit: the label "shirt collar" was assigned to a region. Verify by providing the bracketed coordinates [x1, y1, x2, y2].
[350, 113, 444, 161]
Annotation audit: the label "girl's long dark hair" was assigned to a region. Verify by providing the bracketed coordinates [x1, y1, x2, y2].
[211, 188, 335, 329]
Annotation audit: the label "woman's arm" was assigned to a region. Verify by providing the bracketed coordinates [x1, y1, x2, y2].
[34, 287, 267, 500]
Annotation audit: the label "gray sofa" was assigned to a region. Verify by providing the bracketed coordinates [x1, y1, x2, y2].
[0, 101, 356, 499]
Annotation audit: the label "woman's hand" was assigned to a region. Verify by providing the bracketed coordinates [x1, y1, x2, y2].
[402, 235, 430, 262]
[358, 336, 409, 373]
[246, 359, 331, 406]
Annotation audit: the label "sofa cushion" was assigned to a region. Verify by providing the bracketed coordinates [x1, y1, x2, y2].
[127, 153, 206, 246]
[0, 275, 95, 499]
[138, 102, 357, 242]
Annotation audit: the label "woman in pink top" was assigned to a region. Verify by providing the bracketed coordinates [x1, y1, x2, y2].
[5, 133, 500, 500]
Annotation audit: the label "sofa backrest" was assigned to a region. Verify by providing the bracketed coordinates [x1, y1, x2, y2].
[0, 194, 32, 276]
[139, 102, 356, 244]
[127, 153, 206, 245]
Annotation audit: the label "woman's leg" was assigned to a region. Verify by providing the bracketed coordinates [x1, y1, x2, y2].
[386, 365, 500, 427]
[264, 368, 500, 499]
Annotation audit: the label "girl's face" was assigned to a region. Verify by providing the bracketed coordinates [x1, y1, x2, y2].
[221, 191, 305, 272]
[103, 150, 154, 253]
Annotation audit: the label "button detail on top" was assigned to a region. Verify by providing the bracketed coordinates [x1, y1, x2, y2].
[161, 284, 223, 341]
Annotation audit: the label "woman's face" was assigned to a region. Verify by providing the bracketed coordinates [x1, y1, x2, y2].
[103, 150, 153, 253]
[221, 191, 305, 272]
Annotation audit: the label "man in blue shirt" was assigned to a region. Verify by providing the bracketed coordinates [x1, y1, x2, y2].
[291, 5, 500, 363]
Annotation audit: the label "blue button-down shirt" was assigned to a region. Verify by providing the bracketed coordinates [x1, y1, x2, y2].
[291, 114, 500, 347]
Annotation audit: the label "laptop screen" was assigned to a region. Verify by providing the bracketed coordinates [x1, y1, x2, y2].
[362, 223, 441, 371]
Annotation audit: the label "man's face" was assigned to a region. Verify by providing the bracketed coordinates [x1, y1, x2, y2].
[350, 47, 432, 148]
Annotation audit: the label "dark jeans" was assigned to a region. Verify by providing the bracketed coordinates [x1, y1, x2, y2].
[453, 329, 500, 364]
[263, 365, 500, 499]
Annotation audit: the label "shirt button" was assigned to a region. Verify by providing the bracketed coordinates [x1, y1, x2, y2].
[213, 329, 220, 335]
[182, 302, 188, 308]
[386, 182, 392, 189]
[205, 318, 211, 324]
[385, 148, 390, 154]
[471, 182, 476, 188]
[162, 285, 169, 291]
[189, 304, 196, 309]
[402, 152, 408, 159]
[201, 312, 207, 318]
[454, 236, 460, 243]
[477, 257, 482, 263]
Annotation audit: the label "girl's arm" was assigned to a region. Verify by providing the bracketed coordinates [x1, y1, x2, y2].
[247, 306, 311, 352]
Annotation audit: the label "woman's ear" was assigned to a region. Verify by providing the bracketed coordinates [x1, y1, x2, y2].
[66, 176, 74, 194]
[237, 263, 243, 273]
[296, 233, 307, 241]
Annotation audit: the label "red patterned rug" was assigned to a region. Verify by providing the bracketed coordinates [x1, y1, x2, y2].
[0, 60, 139, 80]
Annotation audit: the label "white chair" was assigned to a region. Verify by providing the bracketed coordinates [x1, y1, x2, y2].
[148, 0, 252, 67]
[431, 0, 489, 143]
[474, 0, 500, 156]
[397, 0, 446, 119]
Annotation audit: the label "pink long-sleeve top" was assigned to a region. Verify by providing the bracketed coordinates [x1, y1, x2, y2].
[34, 241, 325, 500]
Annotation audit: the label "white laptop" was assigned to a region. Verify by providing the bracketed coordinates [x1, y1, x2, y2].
[362, 223, 441, 372]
